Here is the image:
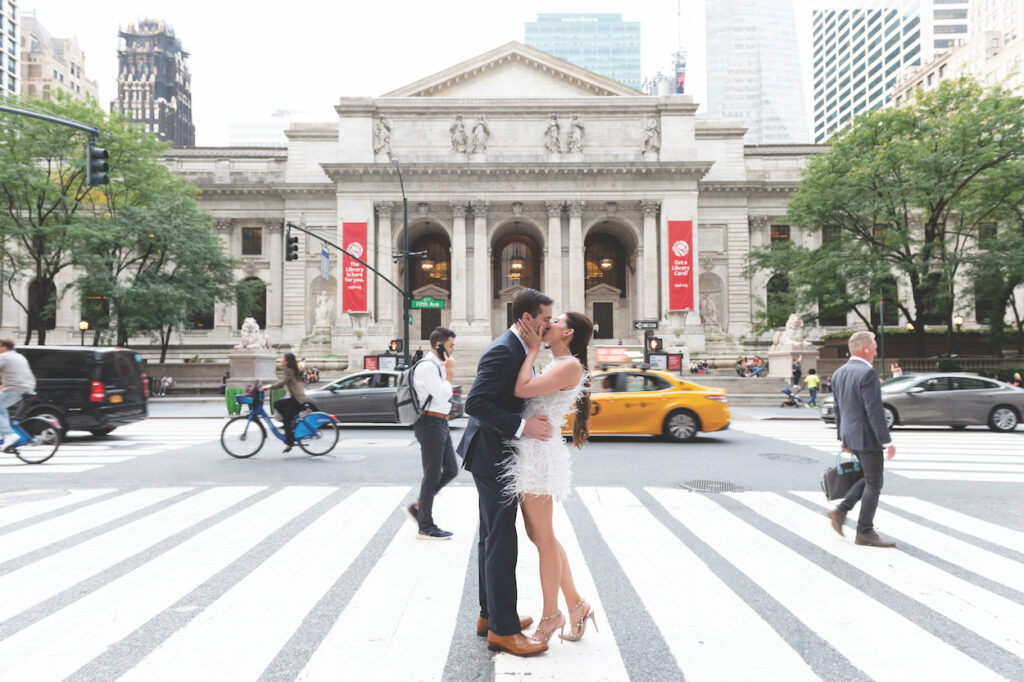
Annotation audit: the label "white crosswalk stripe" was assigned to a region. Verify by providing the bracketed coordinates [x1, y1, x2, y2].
[0, 485, 1020, 681]
[0, 419, 218, 475]
[730, 420, 1024, 483]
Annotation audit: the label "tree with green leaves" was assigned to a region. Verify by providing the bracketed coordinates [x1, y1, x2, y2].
[747, 78, 1024, 356]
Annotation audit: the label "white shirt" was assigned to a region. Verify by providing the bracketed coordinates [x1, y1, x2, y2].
[508, 326, 529, 437]
[412, 352, 452, 415]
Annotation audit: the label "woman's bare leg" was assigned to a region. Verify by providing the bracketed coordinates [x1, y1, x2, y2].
[557, 541, 582, 609]
[521, 494, 561, 618]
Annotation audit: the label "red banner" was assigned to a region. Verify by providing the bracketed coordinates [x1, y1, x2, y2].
[342, 222, 367, 313]
[668, 220, 694, 311]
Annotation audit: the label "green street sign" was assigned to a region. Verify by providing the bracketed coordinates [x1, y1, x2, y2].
[410, 296, 445, 310]
[407, 314, 413, 324]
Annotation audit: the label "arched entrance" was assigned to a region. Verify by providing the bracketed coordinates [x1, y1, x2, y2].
[236, 277, 267, 329]
[583, 219, 639, 341]
[492, 231, 542, 336]
[395, 227, 452, 341]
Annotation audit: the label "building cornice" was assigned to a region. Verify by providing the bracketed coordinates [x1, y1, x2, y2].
[364, 97, 696, 116]
[196, 183, 334, 197]
[164, 147, 287, 159]
[319, 161, 713, 182]
[744, 144, 830, 156]
[698, 180, 798, 193]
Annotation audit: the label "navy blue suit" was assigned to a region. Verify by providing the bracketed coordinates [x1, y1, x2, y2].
[457, 330, 526, 636]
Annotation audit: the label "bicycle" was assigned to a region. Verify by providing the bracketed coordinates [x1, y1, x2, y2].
[2, 410, 63, 464]
[220, 390, 340, 458]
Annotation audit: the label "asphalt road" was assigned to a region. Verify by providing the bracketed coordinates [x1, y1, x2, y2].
[0, 402, 1021, 681]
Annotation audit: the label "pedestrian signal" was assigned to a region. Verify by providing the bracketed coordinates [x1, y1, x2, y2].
[389, 338, 403, 353]
[286, 233, 299, 261]
[86, 143, 109, 186]
[647, 336, 663, 352]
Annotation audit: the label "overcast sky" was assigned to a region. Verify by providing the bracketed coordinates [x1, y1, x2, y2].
[31, 0, 814, 146]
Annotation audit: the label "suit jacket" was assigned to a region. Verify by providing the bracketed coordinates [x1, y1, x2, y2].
[832, 358, 891, 452]
[457, 330, 526, 479]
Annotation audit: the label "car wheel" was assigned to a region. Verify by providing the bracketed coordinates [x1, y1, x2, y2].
[988, 405, 1019, 432]
[664, 410, 700, 443]
[883, 405, 896, 429]
[90, 427, 116, 437]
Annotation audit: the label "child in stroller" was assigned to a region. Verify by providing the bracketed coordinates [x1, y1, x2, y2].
[780, 384, 803, 407]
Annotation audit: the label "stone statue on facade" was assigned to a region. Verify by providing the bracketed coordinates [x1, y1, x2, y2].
[544, 114, 561, 153]
[643, 115, 661, 154]
[567, 115, 585, 153]
[471, 116, 490, 153]
[771, 314, 812, 349]
[699, 292, 720, 329]
[315, 289, 336, 327]
[373, 116, 392, 156]
[449, 115, 467, 153]
[235, 317, 272, 350]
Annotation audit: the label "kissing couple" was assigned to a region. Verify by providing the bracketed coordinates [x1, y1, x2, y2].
[456, 288, 598, 657]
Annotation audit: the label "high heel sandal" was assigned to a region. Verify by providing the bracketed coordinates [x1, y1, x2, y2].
[560, 600, 598, 642]
[529, 610, 565, 645]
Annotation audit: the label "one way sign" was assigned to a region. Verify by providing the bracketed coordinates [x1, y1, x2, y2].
[633, 320, 659, 331]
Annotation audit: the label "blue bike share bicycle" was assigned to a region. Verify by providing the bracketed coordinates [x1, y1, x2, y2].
[2, 397, 63, 464]
[220, 390, 339, 458]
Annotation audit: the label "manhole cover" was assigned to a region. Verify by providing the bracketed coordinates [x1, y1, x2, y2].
[759, 453, 819, 464]
[679, 480, 747, 494]
[0, 489, 71, 506]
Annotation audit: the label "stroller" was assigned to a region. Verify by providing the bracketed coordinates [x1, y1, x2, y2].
[780, 385, 804, 408]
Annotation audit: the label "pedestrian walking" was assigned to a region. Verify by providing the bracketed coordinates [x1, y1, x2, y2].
[827, 331, 897, 548]
[791, 354, 802, 387]
[405, 327, 460, 540]
[804, 369, 820, 407]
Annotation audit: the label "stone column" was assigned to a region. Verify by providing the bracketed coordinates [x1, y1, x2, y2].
[545, 201, 564, 305]
[470, 200, 490, 325]
[567, 200, 585, 314]
[450, 201, 469, 327]
[213, 219, 236, 331]
[375, 202, 394, 327]
[641, 200, 660, 320]
[266, 219, 284, 330]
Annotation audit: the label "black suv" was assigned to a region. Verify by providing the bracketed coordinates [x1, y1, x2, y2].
[14, 347, 149, 436]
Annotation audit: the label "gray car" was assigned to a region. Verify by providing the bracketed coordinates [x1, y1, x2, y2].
[820, 373, 1024, 432]
[307, 370, 464, 423]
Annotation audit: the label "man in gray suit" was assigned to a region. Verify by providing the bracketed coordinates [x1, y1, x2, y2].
[827, 331, 898, 547]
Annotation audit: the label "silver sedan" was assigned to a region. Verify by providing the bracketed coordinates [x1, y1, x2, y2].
[820, 373, 1024, 432]
[307, 370, 464, 423]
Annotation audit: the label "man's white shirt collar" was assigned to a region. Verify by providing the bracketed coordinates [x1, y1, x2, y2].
[850, 356, 873, 366]
[509, 326, 529, 354]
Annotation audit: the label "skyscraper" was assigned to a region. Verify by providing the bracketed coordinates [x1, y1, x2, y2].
[0, 0, 19, 97]
[704, 0, 810, 144]
[525, 13, 642, 90]
[20, 12, 99, 102]
[111, 19, 194, 147]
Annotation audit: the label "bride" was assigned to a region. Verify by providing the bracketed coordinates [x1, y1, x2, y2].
[501, 311, 598, 645]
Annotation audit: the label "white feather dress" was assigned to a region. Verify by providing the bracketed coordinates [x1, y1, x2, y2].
[500, 355, 589, 501]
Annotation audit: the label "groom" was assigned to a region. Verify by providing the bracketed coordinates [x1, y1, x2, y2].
[458, 288, 554, 657]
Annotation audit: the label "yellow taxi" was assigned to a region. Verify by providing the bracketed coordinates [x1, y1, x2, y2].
[564, 367, 730, 442]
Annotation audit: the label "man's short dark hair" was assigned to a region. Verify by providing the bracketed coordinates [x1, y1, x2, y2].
[0, 338, 14, 350]
[511, 288, 553, 322]
[429, 327, 456, 347]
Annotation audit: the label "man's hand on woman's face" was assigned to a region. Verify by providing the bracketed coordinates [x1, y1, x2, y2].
[517, 320, 542, 351]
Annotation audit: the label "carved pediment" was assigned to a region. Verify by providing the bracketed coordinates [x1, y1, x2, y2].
[585, 283, 622, 298]
[412, 283, 450, 299]
[498, 284, 527, 299]
[382, 42, 642, 99]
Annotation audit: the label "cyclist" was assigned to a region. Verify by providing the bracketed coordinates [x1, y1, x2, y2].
[0, 339, 36, 453]
[260, 352, 308, 453]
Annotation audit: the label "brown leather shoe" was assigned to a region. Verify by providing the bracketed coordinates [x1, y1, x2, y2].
[486, 631, 547, 657]
[477, 616, 534, 637]
[855, 531, 896, 548]
[828, 508, 847, 537]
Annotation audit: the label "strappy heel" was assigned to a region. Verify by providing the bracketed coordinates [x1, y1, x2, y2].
[560, 600, 598, 642]
[529, 610, 565, 645]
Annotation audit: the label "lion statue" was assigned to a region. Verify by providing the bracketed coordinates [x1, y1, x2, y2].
[771, 314, 811, 349]
[234, 317, 272, 350]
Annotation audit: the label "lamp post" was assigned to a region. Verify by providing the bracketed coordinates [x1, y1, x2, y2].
[878, 298, 885, 380]
[905, 322, 914, 332]
[391, 158, 411, 368]
[953, 314, 964, 356]
[78, 320, 89, 346]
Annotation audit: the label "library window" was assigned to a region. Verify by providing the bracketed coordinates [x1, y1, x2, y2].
[241, 227, 263, 256]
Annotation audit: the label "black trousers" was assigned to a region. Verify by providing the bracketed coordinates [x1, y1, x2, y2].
[274, 397, 301, 445]
[412, 415, 458, 531]
[837, 449, 884, 535]
[473, 472, 521, 636]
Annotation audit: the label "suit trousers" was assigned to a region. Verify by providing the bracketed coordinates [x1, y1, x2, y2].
[837, 449, 884, 535]
[412, 415, 458, 532]
[473, 472, 521, 636]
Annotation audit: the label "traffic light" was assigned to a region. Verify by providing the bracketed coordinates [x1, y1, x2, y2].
[86, 143, 109, 186]
[285, 232, 299, 261]
[647, 336, 663, 352]
[388, 338, 403, 353]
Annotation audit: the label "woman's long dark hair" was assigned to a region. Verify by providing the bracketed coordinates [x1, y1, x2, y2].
[282, 352, 300, 375]
[564, 312, 594, 449]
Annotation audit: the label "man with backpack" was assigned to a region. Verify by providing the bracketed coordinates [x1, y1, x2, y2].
[403, 327, 459, 540]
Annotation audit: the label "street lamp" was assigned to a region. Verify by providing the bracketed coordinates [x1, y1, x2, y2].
[391, 158, 411, 368]
[953, 314, 964, 356]
[78, 320, 89, 346]
[905, 322, 914, 331]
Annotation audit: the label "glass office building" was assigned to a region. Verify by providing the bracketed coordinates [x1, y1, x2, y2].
[525, 13, 642, 91]
[704, 0, 810, 144]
